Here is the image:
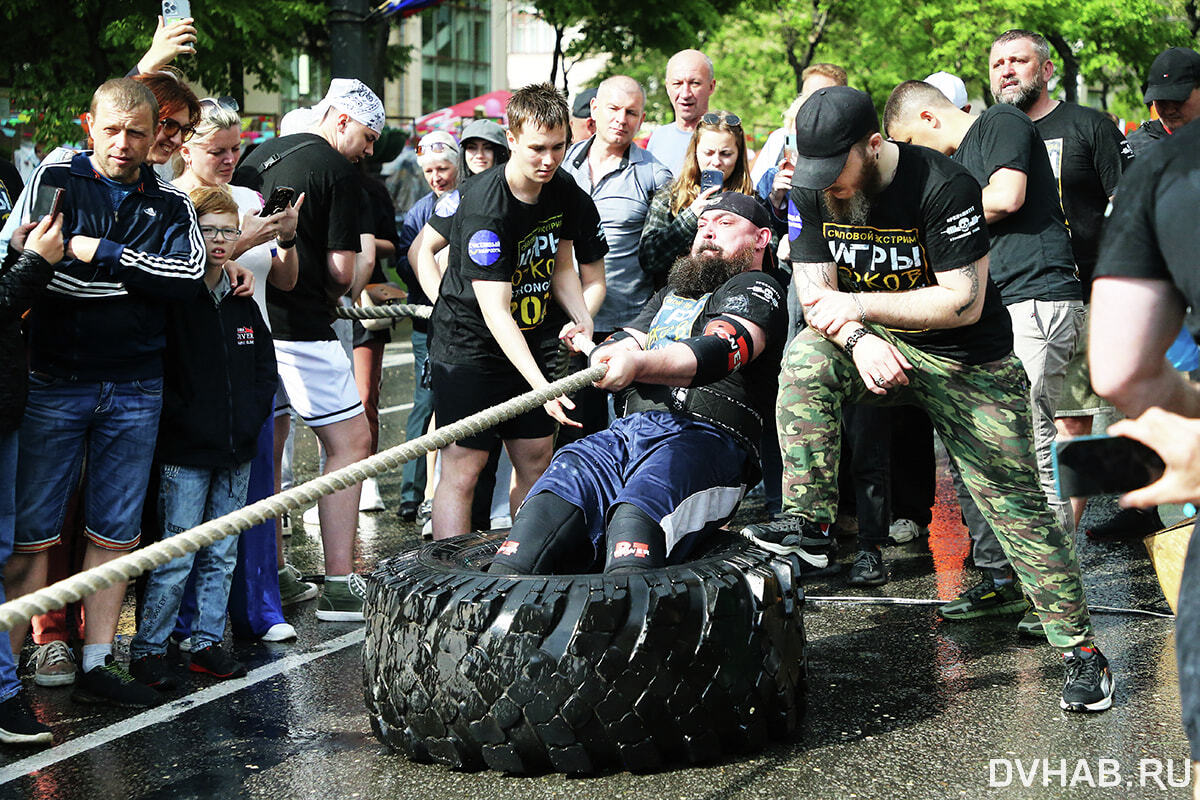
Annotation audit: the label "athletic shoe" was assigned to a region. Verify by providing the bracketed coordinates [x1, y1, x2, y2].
[1017, 609, 1045, 638]
[741, 515, 839, 576]
[129, 653, 178, 690]
[189, 645, 247, 679]
[0, 693, 52, 745]
[316, 574, 368, 622]
[1084, 507, 1164, 542]
[1061, 647, 1114, 712]
[397, 501, 419, 522]
[302, 505, 320, 527]
[359, 477, 385, 512]
[32, 640, 76, 687]
[416, 499, 433, 527]
[261, 623, 297, 642]
[938, 573, 1027, 620]
[421, 519, 434, 540]
[846, 549, 888, 586]
[71, 657, 161, 708]
[888, 518, 929, 545]
[279, 563, 319, 606]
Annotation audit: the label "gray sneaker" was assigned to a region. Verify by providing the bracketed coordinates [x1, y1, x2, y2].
[888, 518, 929, 545]
[32, 641, 76, 687]
[316, 574, 367, 622]
[741, 515, 839, 575]
[278, 563, 319, 606]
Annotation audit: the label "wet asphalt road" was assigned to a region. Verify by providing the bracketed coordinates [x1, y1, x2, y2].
[0, 319, 1191, 800]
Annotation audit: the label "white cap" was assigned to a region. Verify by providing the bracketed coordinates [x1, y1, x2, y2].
[314, 78, 386, 134]
[924, 71, 969, 110]
[279, 106, 316, 136]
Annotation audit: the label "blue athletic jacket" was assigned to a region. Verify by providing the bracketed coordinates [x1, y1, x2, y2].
[1, 151, 205, 381]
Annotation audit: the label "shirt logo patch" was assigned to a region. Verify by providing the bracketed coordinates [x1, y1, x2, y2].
[787, 196, 803, 241]
[434, 190, 460, 217]
[468, 229, 502, 266]
[941, 206, 983, 241]
[236, 326, 255, 345]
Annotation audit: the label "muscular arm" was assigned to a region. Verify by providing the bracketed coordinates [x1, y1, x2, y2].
[413, 225, 448, 302]
[1089, 276, 1200, 419]
[981, 167, 1026, 223]
[595, 314, 769, 390]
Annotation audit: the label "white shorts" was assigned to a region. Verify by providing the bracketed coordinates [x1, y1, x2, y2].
[274, 339, 363, 427]
[273, 380, 292, 419]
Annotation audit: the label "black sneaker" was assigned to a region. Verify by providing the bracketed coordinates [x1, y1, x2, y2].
[0, 692, 52, 745]
[846, 549, 888, 586]
[1061, 647, 1114, 712]
[1084, 507, 1164, 542]
[741, 515, 839, 575]
[189, 645, 247, 679]
[938, 573, 1027, 620]
[397, 501, 419, 522]
[72, 657, 161, 708]
[130, 653, 178, 690]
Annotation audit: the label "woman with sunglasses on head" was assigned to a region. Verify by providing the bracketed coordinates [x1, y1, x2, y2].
[169, 96, 305, 645]
[639, 111, 756, 283]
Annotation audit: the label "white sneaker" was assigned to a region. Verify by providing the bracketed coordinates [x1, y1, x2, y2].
[421, 518, 434, 540]
[888, 518, 929, 544]
[261, 623, 297, 642]
[358, 477, 385, 512]
[177, 636, 196, 653]
[302, 505, 320, 527]
[32, 641, 76, 687]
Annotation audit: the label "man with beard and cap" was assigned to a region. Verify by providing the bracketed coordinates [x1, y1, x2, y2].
[742, 86, 1114, 714]
[234, 78, 384, 622]
[488, 193, 786, 576]
[989, 29, 1134, 542]
[1126, 46, 1200, 155]
[884, 79, 1080, 629]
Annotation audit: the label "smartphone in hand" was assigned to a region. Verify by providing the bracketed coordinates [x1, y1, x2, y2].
[700, 169, 724, 193]
[162, 0, 191, 23]
[260, 186, 295, 217]
[1053, 435, 1166, 498]
[31, 186, 64, 221]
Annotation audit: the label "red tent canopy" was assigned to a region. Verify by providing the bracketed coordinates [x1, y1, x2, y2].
[415, 90, 512, 132]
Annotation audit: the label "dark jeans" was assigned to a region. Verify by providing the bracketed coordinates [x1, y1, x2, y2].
[400, 329, 434, 506]
[843, 403, 890, 549]
[1178, 531, 1200, 759]
[889, 405, 935, 526]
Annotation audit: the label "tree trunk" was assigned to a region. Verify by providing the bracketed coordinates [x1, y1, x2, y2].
[780, 0, 835, 94]
[228, 58, 246, 111]
[1047, 33, 1079, 104]
[1187, 0, 1199, 38]
[550, 25, 565, 88]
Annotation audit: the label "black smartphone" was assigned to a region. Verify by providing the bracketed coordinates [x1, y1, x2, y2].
[700, 169, 723, 193]
[31, 186, 64, 221]
[260, 186, 295, 216]
[1053, 435, 1165, 498]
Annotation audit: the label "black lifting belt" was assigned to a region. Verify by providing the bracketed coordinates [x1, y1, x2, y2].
[617, 384, 763, 463]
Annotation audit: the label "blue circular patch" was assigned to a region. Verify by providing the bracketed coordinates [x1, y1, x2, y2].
[434, 190, 460, 217]
[468, 229, 502, 266]
[787, 196, 803, 242]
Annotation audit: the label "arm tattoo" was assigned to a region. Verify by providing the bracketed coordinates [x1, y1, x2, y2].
[796, 261, 837, 293]
[954, 261, 980, 317]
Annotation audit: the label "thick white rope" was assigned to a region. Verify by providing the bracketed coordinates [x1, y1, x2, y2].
[335, 304, 432, 320]
[0, 347, 603, 633]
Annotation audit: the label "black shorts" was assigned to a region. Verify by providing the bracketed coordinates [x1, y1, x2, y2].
[431, 361, 557, 450]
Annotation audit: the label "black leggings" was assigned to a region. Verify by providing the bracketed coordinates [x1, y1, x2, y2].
[487, 493, 668, 575]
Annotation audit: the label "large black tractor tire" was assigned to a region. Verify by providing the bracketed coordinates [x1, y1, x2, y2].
[362, 530, 806, 774]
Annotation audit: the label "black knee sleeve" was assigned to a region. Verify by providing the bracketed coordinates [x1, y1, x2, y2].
[488, 492, 591, 575]
[604, 503, 667, 574]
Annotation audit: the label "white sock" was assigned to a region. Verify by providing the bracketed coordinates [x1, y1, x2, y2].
[82, 644, 112, 672]
[325, 575, 348, 583]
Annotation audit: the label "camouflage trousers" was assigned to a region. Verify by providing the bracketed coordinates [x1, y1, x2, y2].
[777, 326, 1092, 651]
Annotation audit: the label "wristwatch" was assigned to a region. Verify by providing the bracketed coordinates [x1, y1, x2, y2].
[842, 327, 871, 359]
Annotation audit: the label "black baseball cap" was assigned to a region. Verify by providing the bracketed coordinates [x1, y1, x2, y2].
[1143, 48, 1200, 104]
[791, 86, 878, 190]
[572, 88, 597, 119]
[703, 192, 771, 230]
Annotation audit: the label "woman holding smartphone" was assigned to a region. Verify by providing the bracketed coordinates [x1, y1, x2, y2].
[170, 96, 308, 644]
[639, 111, 756, 282]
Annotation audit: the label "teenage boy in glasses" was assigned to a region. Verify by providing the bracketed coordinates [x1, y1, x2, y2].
[415, 83, 604, 540]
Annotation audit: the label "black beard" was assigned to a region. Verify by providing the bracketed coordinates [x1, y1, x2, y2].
[669, 248, 750, 297]
[821, 153, 882, 225]
[992, 76, 1043, 112]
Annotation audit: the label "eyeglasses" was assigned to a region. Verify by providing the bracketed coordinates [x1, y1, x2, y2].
[200, 96, 241, 113]
[701, 113, 742, 128]
[417, 141, 457, 156]
[160, 117, 197, 142]
[199, 226, 242, 240]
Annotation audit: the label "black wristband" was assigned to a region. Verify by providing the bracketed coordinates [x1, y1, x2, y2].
[842, 327, 871, 359]
[277, 237, 297, 249]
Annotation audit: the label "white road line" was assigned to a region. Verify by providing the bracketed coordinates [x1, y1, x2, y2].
[0, 628, 365, 785]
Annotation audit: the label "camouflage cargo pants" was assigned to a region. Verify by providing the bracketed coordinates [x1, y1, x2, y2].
[777, 326, 1092, 652]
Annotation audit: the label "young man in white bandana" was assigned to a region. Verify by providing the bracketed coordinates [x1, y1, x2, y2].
[235, 78, 384, 621]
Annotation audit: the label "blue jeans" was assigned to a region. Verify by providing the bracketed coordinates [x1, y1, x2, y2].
[0, 431, 22, 701]
[400, 329, 434, 505]
[16, 375, 162, 552]
[1179, 531, 1200, 760]
[132, 461, 251, 657]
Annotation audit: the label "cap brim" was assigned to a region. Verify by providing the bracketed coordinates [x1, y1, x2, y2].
[1144, 82, 1193, 104]
[790, 150, 850, 191]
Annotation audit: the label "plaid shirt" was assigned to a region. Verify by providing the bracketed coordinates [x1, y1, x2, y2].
[638, 186, 699, 280]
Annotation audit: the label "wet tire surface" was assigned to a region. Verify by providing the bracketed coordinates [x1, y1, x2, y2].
[362, 530, 808, 774]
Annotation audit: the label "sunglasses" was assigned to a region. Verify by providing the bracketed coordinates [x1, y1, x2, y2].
[160, 117, 197, 142]
[417, 141, 457, 156]
[199, 226, 242, 240]
[200, 96, 241, 113]
[701, 112, 742, 128]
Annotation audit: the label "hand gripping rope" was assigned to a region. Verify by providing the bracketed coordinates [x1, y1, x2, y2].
[0, 334, 602, 633]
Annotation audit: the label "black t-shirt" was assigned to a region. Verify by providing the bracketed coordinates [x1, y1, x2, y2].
[429, 166, 606, 371]
[1033, 102, 1132, 290]
[235, 133, 363, 341]
[1126, 119, 1168, 157]
[954, 104, 1079, 304]
[1094, 121, 1200, 303]
[625, 269, 788, 449]
[789, 143, 1011, 365]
